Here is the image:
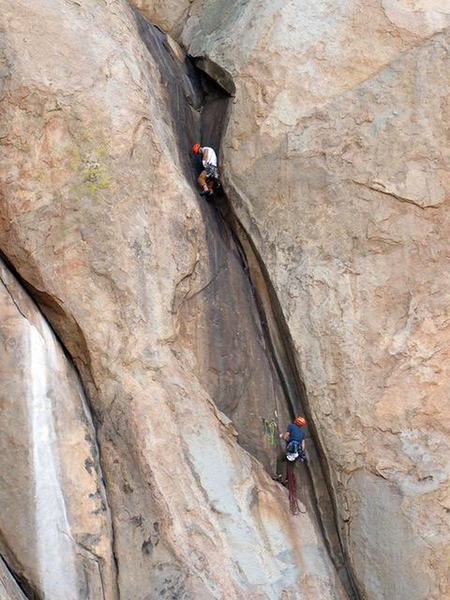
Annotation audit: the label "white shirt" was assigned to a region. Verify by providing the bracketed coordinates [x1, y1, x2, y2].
[202, 146, 218, 168]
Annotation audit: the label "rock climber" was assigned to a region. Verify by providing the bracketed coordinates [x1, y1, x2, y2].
[191, 142, 220, 196]
[274, 415, 307, 483]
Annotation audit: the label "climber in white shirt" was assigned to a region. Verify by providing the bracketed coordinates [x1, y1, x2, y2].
[192, 142, 219, 196]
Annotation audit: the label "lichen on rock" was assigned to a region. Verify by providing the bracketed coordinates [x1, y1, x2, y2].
[1, 0, 449, 599]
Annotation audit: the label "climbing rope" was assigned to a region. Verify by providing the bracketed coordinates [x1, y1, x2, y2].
[286, 461, 300, 515]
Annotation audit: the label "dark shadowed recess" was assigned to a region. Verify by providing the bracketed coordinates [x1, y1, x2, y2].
[132, 7, 202, 183]
[132, 6, 360, 599]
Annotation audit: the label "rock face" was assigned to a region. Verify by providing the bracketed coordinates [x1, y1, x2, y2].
[175, 1, 450, 599]
[0, 260, 117, 600]
[0, 1, 349, 599]
[2, 0, 449, 598]
[0, 556, 28, 600]
[132, 9, 291, 473]
[131, 0, 191, 37]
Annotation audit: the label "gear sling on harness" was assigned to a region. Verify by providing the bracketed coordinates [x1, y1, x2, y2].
[206, 164, 220, 183]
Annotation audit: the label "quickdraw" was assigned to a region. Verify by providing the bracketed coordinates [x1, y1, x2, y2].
[262, 418, 277, 446]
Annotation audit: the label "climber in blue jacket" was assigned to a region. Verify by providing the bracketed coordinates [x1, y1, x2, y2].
[274, 416, 307, 482]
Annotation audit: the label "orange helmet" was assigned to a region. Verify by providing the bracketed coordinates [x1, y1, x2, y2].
[192, 143, 201, 154]
[294, 416, 306, 427]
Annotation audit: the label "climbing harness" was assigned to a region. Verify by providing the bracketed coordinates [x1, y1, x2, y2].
[286, 440, 300, 461]
[205, 165, 221, 194]
[285, 441, 307, 463]
[205, 164, 219, 180]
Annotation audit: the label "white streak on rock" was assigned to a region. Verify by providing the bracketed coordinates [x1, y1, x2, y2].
[27, 324, 79, 600]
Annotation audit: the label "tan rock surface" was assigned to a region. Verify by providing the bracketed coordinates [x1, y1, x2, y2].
[4, 0, 448, 596]
[0, 557, 28, 600]
[175, 1, 450, 598]
[0, 1, 348, 598]
[0, 260, 117, 600]
[131, 0, 192, 37]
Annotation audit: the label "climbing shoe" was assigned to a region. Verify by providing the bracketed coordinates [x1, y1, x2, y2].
[272, 476, 288, 487]
[271, 474, 287, 485]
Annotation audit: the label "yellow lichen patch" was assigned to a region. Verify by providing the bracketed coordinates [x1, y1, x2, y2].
[69, 144, 113, 198]
[82, 158, 112, 194]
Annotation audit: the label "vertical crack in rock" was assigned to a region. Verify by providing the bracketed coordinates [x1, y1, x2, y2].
[132, 7, 360, 599]
[200, 93, 360, 596]
[0, 554, 31, 600]
[214, 208, 361, 599]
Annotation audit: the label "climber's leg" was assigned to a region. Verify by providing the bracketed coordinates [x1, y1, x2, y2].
[274, 450, 287, 483]
[197, 170, 210, 194]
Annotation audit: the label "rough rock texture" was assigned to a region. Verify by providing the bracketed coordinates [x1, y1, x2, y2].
[131, 0, 192, 37]
[0, 1, 348, 598]
[132, 9, 291, 472]
[173, 1, 450, 599]
[0, 557, 28, 600]
[3, 0, 449, 597]
[0, 260, 117, 599]
[175, 208, 289, 469]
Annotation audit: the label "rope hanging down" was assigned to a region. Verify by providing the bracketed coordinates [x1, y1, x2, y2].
[286, 461, 300, 515]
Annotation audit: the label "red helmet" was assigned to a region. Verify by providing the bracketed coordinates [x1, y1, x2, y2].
[294, 416, 306, 427]
[192, 143, 201, 154]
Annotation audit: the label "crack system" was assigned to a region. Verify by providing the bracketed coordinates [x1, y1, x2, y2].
[170, 23, 361, 600]
[0, 252, 120, 600]
[0, 554, 32, 600]
[214, 201, 361, 599]
[130, 8, 362, 597]
[0, 6, 361, 598]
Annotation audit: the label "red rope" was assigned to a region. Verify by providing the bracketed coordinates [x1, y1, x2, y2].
[286, 461, 300, 515]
